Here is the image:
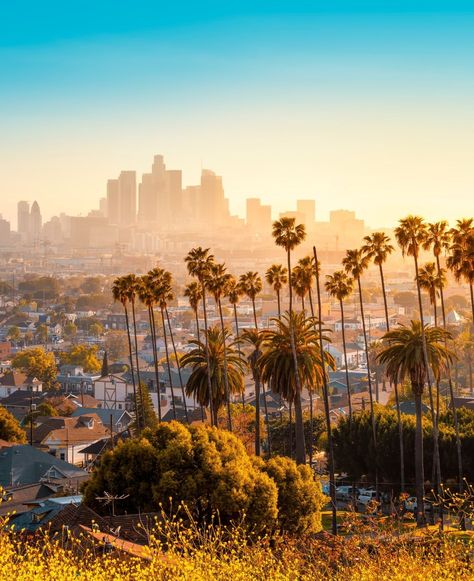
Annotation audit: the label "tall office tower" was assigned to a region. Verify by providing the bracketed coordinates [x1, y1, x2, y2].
[29, 201, 42, 245]
[246, 198, 272, 233]
[99, 197, 108, 217]
[17, 201, 30, 240]
[329, 209, 365, 248]
[0, 215, 11, 245]
[200, 169, 229, 227]
[297, 199, 316, 230]
[166, 169, 183, 218]
[107, 179, 120, 225]
[118, 171, 136, 226]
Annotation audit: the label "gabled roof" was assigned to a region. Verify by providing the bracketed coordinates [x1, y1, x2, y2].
[32, 414, 108, 445]
[70, 407, 132, 427]
[0, 371, 40, 387]
[0, 445, 87, 487]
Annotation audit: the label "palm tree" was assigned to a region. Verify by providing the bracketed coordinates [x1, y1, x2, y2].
[418, 262, 446, 326]
[240, 328, 268, 456]
[259, 311, 334, 467]
[122, 274, 143, 414]
[185, 247, 215, 421]
[265, 264, 288, 320]
[424, 221, 463, 493]
[272, 217, 307, 464]
[239, 271, 263, 330]
[148, 268, 179, 421]
[447, 220, 474, 323]
[342, 248, 379, 494]
[378, 321, 453, 526]
[137, 274, 162, 422]
[184, 281, 202, 342]
[313, 245, 338, 535]
[395, 216, 441, 490]
[325, 270, 354, 423]
[112, 276, 139, 430]
[181, 326, 246, 424]
[206, 262, 234, 431]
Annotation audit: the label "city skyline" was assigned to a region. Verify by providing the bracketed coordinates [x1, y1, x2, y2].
[1, 1, 473, 227]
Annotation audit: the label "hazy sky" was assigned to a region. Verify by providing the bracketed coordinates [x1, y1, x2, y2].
[1, 1, 473, 228]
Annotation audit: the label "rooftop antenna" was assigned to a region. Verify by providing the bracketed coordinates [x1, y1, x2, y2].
[95, 491, 130, 517]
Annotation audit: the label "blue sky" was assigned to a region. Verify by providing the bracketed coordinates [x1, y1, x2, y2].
[1, 1, 473, 226]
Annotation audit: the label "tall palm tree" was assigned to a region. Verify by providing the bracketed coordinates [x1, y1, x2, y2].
[325, 271, 354, 423]
[227, 277, 244, 339]
[112, 276, 139, 430]
[272, 217, 307, 464]
[122, 274, 143, 413]
[418, 262, 446, 326]
[206, 262, 234, 431]
[240, 328, 268, 456]
[378, 322, 453, 526]
[185, 247, 215, 421]
[424, 221, 464, 492]
[239, 271, 263, 330]
[313, 245, 338, 535]
[138, 275, 162, 422]
[184, 281, 202, 342]
[265, 264, 288, 320]
[342, 248, 379, 494]
[448, 220, 474, 323]
[181, 326, 246, 424]
[395, 215, 441, 490]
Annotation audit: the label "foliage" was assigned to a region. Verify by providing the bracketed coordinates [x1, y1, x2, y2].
[63, 322, 77, 338]
[83, 422, 279, 532]
[12, 347, 58, 389]
[270, 412, 326, 459]
[217, 403, 266, 455]
[104, 330, 129, 362]
[60, 344, 101, 373]
[23, 402, 58, 425]
[131, 382, 158, 432]
[0, 406, 26, 443]
[17, 275, 60, 299]
[6, 326, 21, 343]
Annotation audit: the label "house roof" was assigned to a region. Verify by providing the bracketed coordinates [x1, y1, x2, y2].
[10, 496, 83, 532]
[32, 414, 108, 445]
[70, 407, 132, 427]
[0, 444, 87, 487]
[0, 371, 40, 387]
[79, 430, 131, 456]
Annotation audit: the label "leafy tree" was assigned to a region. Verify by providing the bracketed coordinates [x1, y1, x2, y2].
[35, 323, 48, 345]
[76, 294, 110, 310]
[6, 326, 21, 344]
[18, 276, 60, 299]
[270, 412, 326, 460]
[0, 406, 26, 443]
[12, 347, 58, 390]
[23, 402, 58, 425]
[83, 422, 279, 532]
[260, 455, 325, 534]
[104, 330, 129, 362]
[89, 322, 104, 337]
[63, 322, 77, 339]
[60, 344, 101, 373]
[217, 403, 266, 455]
[131, 382, 158, 433]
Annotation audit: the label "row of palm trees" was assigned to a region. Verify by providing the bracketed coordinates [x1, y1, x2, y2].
[112, 215, 473, 529]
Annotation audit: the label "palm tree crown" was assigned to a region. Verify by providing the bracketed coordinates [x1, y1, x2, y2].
[185, 246, 215, 281]
[423, 221, 451, 257]
[418, 262, 446, 307]
[395, 215, 427, 258]
[272, 217, 306, 252]
[325, 271, 354, 302]
[265, 264, 288, 293]
[184, 281, 202, 313]
[342, 248, 370, 279]
[362, 232, 394, 265]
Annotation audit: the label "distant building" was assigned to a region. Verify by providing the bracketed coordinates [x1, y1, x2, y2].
[296, 199, 316, 231]
[246, 198, 272, 233]
[0, 215, 11, 245]
[17, 200, 30, 242]
[29, 201, 42, 245]
[118, 171, 136, 226]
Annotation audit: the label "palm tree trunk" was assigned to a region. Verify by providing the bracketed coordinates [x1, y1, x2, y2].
[165, 307, 188, 422]
[149, 305, 162, 422]
[357, 275, 379, 498]
[262, 382, 272, 457]
[124, 304, 139, 430]
[287, 248, 306, 464]
[307, 289, 317, 468]
[252, 297, 258, 330]
[253, 361, 261, 456]
[131, 298, 142, 430]
[293, 390, 305, 465]
[201, 284, 215, 426]
[277, 289, 281, 320]
[217, 298, 233, 432]
[313, 245, 337, 535]
[161, 307, 176, 420]
[233, 303, 245, 406]
[339, 299, 353, 424]
[194, 308, 201, 343]
[436, 254, 463, 494]
[288, 402, 293, 458]
[414, 389, 426, 526]
[394, 376, 405, 492]
[413, 251, 441, 495]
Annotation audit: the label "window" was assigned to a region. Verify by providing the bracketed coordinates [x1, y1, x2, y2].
[60, 452, 66, 461]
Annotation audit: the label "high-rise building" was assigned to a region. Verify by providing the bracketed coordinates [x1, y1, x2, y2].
[118, 171, 136, 226]
[200, 169, 229, 227]
[107, 179, 120, 225]
[0, 215, 11, 245]
[246, 198, 272, 233]
[99, 197, 107, 217]
[17, 201, 30, 240]
[297, 199, 316, 231]
[29, 201, 42, 245]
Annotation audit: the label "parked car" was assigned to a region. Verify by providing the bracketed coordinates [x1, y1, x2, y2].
[357, 489, 378, 505]
[404, 496, 432, 513]
[336, 486, 359, 502]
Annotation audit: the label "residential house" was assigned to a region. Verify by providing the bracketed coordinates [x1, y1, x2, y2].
[57, 365, 100, 395]
[1, 389, 49, 421]
[32, 414, 109, 465]
[70, 407, 133, 433]
[0, 371, 43, 398]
